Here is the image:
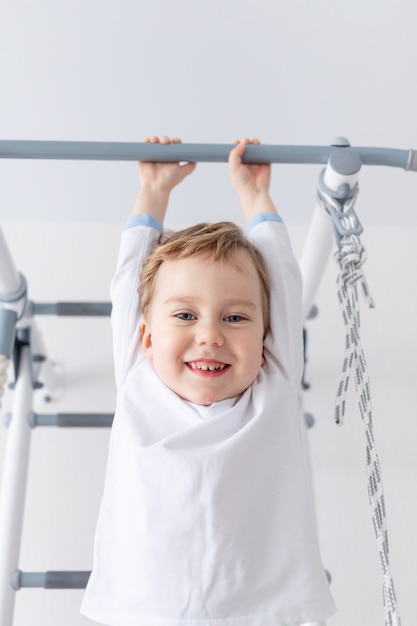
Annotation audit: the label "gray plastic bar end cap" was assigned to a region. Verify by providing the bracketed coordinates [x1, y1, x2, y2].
[406, 149, 417, 172]
[9, 569, 22, 591]
[331, 136, 351, 147]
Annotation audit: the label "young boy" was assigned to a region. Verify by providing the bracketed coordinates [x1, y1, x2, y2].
[81, 137, 335, 626]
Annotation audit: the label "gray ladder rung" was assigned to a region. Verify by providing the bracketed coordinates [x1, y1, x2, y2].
[30, 412, 114, 427]
[10, 569, 91, 590]
[33, 302, 111, 316]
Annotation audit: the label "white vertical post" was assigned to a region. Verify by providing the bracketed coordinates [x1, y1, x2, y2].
[0, 344, 34, 626]
[299, 201, 334, 321]
[299, 150, 362, 626]
[0, 227, 21, 297]
[299, 201, 334, 626]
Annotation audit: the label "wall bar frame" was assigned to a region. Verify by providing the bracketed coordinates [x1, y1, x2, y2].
[0, 137, 415, 626]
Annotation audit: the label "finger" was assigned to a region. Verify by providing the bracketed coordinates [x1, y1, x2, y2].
[180, 161, 197, 176]
[251, 138, 260, 145]
[229, 142, 246, 162]
[172, 137, 182, 144]
[160, 136, 171, 144]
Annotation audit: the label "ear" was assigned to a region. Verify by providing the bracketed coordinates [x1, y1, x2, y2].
[140, 318, 153, 360]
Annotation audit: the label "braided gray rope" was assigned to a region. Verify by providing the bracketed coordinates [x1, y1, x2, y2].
[335, 235, 401, 626]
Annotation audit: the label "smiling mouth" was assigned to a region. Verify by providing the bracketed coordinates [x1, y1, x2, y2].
[187, 361, 229, 373]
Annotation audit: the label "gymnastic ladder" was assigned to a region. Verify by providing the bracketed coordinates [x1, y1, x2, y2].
[0, 138, 416, 626]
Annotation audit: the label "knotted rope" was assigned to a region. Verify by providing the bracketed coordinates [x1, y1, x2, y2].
[334, 232, 401, 626]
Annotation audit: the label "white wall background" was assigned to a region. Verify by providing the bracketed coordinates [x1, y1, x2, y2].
[0, 1, 416, 625]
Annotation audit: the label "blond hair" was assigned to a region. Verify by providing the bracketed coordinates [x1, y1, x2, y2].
[139, 221, 271, 337]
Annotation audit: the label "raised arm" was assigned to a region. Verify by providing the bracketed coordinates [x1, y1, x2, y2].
[229, 139, 304, 384]
[132, 135, 196, 224]
[112, 136, 196, 388]
[228, 138, 277, 223]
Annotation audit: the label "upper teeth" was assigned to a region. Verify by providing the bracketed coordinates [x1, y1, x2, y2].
[189, 362, 226, 371]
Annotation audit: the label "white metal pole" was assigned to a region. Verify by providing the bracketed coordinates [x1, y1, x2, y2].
[298, 199, 334, 626]
[0, 344, 34, 626]
[299, 153, 362, 626]
[299, 201, 334, 321]
[0, 227, 21, 297]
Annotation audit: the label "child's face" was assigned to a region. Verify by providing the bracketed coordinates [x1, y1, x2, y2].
[140, 251, 266, 406]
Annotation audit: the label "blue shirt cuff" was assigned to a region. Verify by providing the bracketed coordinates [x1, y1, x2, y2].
[247, 213, 283, 232]
[123, 213, 281, 234]
[124, 215, 163, 232]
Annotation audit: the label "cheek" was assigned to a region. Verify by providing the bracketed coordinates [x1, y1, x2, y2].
[148, 328, 187, 361]
[243, 335, 265, 370]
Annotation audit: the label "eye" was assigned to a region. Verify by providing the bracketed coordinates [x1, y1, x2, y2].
[175, 312, 196, 321]
[224, 315, 245, 323]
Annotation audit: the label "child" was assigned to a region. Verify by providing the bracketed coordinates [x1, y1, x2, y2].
[81, 136, 335, 626]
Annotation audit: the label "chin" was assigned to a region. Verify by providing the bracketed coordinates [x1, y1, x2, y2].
[181, 390, 221, 406]
[196, 390, 238, 406]
[196, 396, 220, 407]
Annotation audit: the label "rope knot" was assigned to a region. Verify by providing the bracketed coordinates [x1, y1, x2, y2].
[336, 235, 375, 308]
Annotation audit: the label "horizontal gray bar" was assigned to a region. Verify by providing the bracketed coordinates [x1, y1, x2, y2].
[0, 140, 413, 169]
[33, 412, 114, 427]
[11, 570, 91, 589]
[45, 571, 91, 589]
[33, 302, 111, 316]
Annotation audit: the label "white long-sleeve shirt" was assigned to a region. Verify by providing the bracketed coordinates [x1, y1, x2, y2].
[81, 215, 335, 626]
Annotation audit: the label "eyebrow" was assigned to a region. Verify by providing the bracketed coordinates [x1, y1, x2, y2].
[163, 296, 258, 309]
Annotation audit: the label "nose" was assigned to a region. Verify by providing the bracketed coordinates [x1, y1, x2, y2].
[194, 319, 224, 346]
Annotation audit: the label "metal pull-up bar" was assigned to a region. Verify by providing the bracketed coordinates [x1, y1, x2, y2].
[0, 139, 416, 170]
